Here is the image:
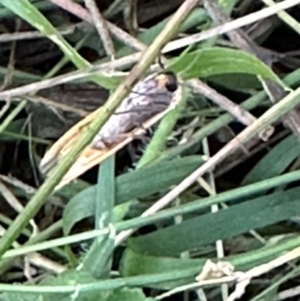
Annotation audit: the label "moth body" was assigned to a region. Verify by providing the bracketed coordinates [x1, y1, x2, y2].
[39, 71, 181, 188]
[92, 72, 178, 149]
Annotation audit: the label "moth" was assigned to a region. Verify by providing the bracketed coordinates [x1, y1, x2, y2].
[39, 71, 183, 190]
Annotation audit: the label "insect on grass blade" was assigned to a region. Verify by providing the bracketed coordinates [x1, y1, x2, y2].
[39, 71, 183, 189]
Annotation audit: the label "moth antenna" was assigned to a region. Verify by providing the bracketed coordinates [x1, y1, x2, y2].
[157, 54, 166, 70]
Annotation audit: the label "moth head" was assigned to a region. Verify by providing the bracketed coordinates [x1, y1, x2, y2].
[156, 71, 178, 93]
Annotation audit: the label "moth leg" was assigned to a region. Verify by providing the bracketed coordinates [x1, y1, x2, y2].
[113, 132, 149, 144]
[134, 134, 151, 145]
[116, 131, 149, 146]
[132, 120, 147, 132]
[132, 125, 152, 145]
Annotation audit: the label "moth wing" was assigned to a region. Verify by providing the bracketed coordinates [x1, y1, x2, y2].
[39, 107, 104, 173]
[55, 107, 174, 190]
[42, 74, 183, 190]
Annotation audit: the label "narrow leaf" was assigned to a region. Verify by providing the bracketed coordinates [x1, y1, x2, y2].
[170, 47, 284, 86]
[63, 156, 204, 235]
[128, 187, 300, 256]
[82, 156, 116, 278]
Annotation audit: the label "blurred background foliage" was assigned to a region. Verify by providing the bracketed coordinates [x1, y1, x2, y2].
[1, 0, 300, 300]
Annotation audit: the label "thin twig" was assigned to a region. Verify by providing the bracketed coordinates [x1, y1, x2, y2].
[201, 139, 228, 300]
[0, 23, 79, 43]
[0, 181, 38, 236]
[0, 21, 19, 119]
[0, 174, 36, 195]
[84, 0, 115, 58]
[0, 26, 18, 91]
[104, 0, 127, 18]
[227, 244, 300, 301]
[163, 0, 300, 53]
[215, 129, 290, 177]
[23, 95, 88, 117]
[0, 57, 138, 99]
[0, 101, 27, 135]
[204, 0, 300, 141]
[49, 0, 145, 51]
[261, 0, 300, 35]
[157, 243, 300, 301]
[0, 225, 65, 274]
[277, 285, 300, 300]
[123, 0, 139, 35]
[0, 173, 65, 208]
[188, 79, 274, 140]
